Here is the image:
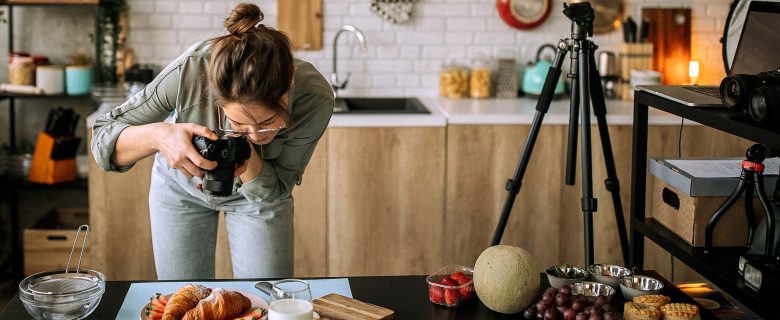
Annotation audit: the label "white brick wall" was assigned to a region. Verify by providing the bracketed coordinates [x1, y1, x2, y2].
[1, 0, 731, 97]
[122, 0, 730, 95]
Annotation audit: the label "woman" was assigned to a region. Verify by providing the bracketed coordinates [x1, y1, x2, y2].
[91, 3, 333, 279]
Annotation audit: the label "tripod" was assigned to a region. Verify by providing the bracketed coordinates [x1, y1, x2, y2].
[705, 144, 775, 257]
[490, 2, 630, 267]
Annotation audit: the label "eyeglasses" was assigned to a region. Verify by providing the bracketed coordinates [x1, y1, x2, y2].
[218, 107, 286, 137]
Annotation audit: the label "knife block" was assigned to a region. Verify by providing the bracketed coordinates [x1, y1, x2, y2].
[618, 43, 654, 100]
[29, 132, 77, 184]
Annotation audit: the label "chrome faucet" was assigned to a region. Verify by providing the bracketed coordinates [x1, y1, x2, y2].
[331, 24, 367, 96]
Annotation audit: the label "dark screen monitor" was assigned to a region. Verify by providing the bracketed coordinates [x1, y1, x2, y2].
[730, 1, 780, 75]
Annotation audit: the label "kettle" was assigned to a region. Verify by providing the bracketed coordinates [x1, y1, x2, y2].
[522, 44, 565, 98]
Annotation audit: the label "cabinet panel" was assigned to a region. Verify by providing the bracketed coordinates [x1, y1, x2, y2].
[445, 125, 568, 269]
[327, 127, 445, 276]
[446, 124, 752, 282]
[88, 151, 156, 280]
[292, 133, 328, 277]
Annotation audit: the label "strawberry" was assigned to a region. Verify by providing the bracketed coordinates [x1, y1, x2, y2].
[429, 285, 444, 303]
[449, 272, 473, 301]
[440, 277, 458, 286]
[458, 285, 473, 301]
[450, 271, 471, 285]
[444, 288, 460, 306]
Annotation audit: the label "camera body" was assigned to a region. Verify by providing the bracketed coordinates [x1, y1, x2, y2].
[720, 67, 780, 123]
[192, 135, 251, 197]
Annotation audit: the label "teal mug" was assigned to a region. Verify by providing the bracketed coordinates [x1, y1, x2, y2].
[65, 65, 92, 95]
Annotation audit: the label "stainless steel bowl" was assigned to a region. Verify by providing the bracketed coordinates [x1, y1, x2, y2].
[570, 281, 616, 302]
[619, 275, 664, 300]
[587, 264, 632, 289]
[19, 269, 105, 320]
[544, 265, 589, 288]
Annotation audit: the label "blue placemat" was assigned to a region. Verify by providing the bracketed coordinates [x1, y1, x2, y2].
[115, 279, 352, 320]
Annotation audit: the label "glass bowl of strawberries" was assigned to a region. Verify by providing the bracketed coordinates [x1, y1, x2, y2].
[426, 265, 475, 307]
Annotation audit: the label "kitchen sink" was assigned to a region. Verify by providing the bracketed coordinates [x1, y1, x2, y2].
[334, 97, 430, 114]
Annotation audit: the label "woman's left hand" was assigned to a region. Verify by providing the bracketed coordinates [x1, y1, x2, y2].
[236, 142, 263, 181]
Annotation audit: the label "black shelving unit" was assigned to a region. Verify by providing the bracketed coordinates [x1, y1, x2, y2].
[1, 1, 100, 278]
[2, 1, 100, 151]
[629, 89, 780, 319]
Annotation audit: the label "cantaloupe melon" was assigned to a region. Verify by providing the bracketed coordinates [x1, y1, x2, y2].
[473, 245, 539, 314]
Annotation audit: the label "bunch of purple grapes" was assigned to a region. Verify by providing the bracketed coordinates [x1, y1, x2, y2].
[523, 285, 617, 320]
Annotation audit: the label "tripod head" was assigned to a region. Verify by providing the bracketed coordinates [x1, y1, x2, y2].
[747, 144, 767, 163]
[563, 2, 595, 38]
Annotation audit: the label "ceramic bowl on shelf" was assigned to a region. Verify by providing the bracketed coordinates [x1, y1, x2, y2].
[619, 275, 664, 300]
[544, 264, 589, 288]
[587, 264, 632, 289]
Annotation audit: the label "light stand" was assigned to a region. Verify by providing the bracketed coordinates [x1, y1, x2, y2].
[490, 2, 630, 267]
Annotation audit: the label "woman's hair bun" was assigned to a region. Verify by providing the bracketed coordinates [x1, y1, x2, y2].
[225, 2, 265, 35]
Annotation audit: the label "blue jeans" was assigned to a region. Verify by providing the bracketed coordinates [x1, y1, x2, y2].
[148, 154, 293, 280]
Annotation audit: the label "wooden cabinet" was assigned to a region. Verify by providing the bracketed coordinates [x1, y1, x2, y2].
[87, 132, 156, 280]
[445, 124, 751, 282]
[326, 127, 446, 276]
[88, 122, 750, 281]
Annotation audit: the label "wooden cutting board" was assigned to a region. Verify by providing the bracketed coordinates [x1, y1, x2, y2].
[642, 8, 692, 85]
[277, 0, 323, 50]
[313, 294, 395, 320]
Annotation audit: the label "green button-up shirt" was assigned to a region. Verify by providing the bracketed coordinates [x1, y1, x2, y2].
[91, 40, 334, 203]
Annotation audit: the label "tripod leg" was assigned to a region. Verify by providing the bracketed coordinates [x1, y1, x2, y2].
[491, 44, 570, 246]
[578, 40, 597, 266]
[754, 173, 775, 256]
[744, 180, 756, 248]
[565, 45, 580, 186]
[705, 173, 749, 253]
[588, 48, 630, 267]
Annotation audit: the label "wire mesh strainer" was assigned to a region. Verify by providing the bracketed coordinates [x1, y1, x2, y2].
[18, 225, 105, 319]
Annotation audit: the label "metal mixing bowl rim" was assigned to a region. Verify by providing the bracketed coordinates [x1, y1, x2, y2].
[570, 281, 617, 296]
[587, 264, 633, 278]
[618, 275, 665, 291]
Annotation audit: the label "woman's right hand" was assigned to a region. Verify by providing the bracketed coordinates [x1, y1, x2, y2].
[155, 123, 219, 179]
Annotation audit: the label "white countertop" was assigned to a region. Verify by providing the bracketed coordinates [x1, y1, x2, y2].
[329, 96, 687, 127]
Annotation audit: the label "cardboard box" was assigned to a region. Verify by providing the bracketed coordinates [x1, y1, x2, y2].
[647, 158, 778, 247]
[650, 179, 762, 247]
[649, 158, 778, 197]
[23, 207, 90, 275]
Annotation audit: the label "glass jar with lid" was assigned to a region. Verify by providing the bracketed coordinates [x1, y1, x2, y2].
[470, 56, 492, 98]
[439, 60, 469, 99]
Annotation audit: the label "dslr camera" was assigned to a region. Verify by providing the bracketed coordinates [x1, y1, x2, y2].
[720, 67, 780, 124]
[192, 135, 251, 197]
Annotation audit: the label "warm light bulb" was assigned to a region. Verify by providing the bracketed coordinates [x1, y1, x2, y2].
[689, 61, 700, 85]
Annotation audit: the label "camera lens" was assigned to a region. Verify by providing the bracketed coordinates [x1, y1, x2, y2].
[749, 86, 780, 123]
[722, 80, 740, 107]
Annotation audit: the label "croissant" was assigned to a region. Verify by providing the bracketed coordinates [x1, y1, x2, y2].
[162, 284, 212, 320]
[181, 288, 252, 320]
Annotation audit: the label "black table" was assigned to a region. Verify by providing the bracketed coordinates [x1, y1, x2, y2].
[1, 271, 715, 319]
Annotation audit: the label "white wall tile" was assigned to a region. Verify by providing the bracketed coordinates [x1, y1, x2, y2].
[118, 0, 734, 96]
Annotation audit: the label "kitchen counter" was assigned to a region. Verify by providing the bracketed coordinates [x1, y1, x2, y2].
[329, 96, 688, 127]
[431, 97, 687, 125]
